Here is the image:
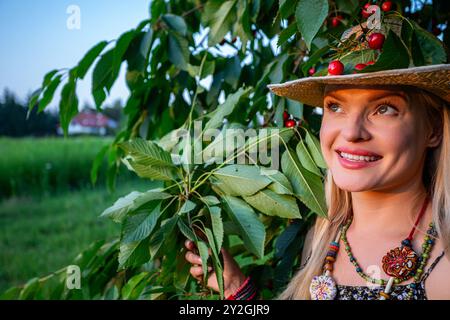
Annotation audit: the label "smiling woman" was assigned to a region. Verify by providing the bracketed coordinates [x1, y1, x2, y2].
[278, 85, 450, 300]
[184, 13, 450, 300]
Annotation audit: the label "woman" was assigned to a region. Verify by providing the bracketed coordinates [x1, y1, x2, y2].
[185, 24, 450, 300]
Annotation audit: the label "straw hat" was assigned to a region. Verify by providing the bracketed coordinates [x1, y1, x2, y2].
[268, 64, 450, 107]
[268, 15, 450, 107]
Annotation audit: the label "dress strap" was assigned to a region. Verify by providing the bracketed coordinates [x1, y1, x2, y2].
[421, 250, 445, 282]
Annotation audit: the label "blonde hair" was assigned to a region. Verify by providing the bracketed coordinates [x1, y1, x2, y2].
[278, 88, 450, 300]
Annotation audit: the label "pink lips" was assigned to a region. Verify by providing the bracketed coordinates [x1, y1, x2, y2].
[335, 147, 383, 170]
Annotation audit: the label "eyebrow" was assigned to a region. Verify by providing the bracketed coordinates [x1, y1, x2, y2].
[324, 91, 408, 103]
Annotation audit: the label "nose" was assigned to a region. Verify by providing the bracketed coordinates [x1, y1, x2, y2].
[341, 114, 371, 142]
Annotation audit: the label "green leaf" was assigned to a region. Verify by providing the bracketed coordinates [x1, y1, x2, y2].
[213, 164, 271, 196]
[149, 215, 179, 259]
[92, 49, 118, 109]
[179, 200, 196, 215]
[118, 238, 150, 269]
[209, 206, 224, 253]
[18, 278, 40, 300]
[222, 196, 265, 258]
[90, 144, 109, 185]
[168, 32, 190, 70]
[361, 30, 410, 73]
[243, 189, 301, 219]
[277, 22, 297, 47]
[262, 168, 294, 195]
[100, 190, 171, 223]
[207, 0, 237, 46]
[113, 30, 137, 74]
[204, 87, 251, 130]
[120, 138, 175, 168]
[275, 221, 302, 259]
[76, 41, 109, 79]
[281, 148, 327, 217]
[120, 138, 177, 181]
[196, 240, 210, 283]
[42, 69, 59, 87]
[162, 14, 187, 36]
[411, 30, 425, 66]
[121, 272, 148, 300]
[305, 130, 327, 169]
[201, 195, 220, 206]
[279, 0, 298, 19]
[296, 138, 322, 176]
[38, 74, 62, 113]
[122, 202, 162, 243]
[59, 77, 78, 136]
[295, 0, 328, 50]
[0, 287, 22, 300]
[178, 219, 196, 241]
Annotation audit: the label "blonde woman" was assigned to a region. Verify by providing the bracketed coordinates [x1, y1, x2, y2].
[185, 21, 450, 300]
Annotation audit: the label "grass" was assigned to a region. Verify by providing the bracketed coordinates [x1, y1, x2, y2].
[0, 179, 156, 293]
[0, 136, 119, 198]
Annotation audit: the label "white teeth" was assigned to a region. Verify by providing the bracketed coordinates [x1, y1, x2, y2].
[339, 152, 379, 162]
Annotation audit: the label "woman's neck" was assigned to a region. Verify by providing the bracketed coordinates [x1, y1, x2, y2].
[349, 179, 430, 239]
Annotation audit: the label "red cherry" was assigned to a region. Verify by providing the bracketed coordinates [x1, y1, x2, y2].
[381, 1, 393, 12]
[368, 32, 385, 50]
[354, 63, 367, 71]
[331, 16, 343, 28]
[285, 119, 296, 128]
[283, 111, 289, 121]
[362, 3, 376, 19]
[366, 60, 375, 65]
[308, 67, 316, 76]
[328, 60, 344, 75]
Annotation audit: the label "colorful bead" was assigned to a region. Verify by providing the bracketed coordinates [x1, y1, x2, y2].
[310, 275, 337, 300]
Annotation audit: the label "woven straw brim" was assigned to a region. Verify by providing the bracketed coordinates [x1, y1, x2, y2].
[268, 64, 450, 107]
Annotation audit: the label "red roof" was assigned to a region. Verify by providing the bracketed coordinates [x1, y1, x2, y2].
[71, 112, 111, 128]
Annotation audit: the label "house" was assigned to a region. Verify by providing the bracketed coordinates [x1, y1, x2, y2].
[57, 110, 118, 136]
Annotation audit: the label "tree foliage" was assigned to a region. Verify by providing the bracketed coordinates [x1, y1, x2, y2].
[5, 0, 449, 300]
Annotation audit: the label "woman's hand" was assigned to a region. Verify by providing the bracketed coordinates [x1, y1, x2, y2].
[184, 239, 247, 298]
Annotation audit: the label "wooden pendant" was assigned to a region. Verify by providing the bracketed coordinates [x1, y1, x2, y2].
[382, 246, 418, 280]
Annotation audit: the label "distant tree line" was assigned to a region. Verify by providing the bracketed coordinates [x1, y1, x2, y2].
[0, 89, 58, 137]
[0, 89, 124, 137]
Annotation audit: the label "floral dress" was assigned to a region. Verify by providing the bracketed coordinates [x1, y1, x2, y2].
[335, 250, 445, 300]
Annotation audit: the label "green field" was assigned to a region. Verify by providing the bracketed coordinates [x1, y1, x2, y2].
[0, 137, 154, 293]
[0, 137, 125, 198]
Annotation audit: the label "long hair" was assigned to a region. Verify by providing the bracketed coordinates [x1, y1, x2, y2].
[278, 87, 450, 300]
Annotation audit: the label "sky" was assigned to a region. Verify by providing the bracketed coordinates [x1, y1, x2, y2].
[0, 0, 150, 110]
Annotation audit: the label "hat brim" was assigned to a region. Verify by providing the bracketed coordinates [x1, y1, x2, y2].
[268, 64, 450, 108]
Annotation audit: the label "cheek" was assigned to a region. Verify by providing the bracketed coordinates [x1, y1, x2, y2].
[319, 121, 337, 165]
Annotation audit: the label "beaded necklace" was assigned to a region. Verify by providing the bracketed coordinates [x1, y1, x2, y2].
[310, 197, 437, 300]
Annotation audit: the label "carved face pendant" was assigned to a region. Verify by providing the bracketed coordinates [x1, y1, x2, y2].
[310, 275, 338, 300]
[382, 246, 419, 280]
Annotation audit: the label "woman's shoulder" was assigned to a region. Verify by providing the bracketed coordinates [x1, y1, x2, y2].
[424, 246, 450, 299]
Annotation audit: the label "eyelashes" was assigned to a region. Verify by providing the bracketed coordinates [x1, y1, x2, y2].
[324, 100, 399, 115]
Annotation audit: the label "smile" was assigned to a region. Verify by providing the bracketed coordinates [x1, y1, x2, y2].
[335, 150, 383, 170]
[337, 151, 381, 162]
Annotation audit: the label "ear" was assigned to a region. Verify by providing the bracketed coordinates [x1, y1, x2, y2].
[427, 130, 442, 148]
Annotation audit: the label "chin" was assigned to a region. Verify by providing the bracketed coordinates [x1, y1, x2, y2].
[331, 171, 378, 192]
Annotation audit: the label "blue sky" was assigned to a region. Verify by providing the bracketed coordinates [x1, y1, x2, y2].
[0, 0, 150, 109]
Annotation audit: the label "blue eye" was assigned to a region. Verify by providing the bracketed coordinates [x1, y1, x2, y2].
[376, 104, 397, 115]
[326, 103, 342, 113]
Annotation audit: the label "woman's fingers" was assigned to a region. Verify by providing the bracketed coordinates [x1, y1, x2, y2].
[185, 250, 202, 265]
[184, 239, 196, 251]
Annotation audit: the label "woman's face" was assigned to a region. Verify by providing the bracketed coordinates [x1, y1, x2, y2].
[320, 85, 437, 193]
